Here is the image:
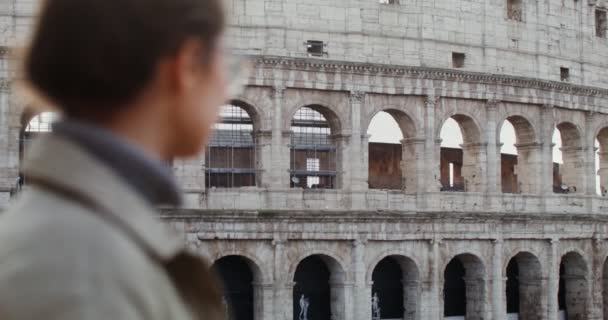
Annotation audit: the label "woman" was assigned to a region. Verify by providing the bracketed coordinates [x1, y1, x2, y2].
[0, 0, 231, 319]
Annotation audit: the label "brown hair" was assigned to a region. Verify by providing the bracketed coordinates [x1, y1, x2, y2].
[23, 0, 225, 119]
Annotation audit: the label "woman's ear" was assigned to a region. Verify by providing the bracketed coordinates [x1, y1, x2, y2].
[171, 38, 206, 94]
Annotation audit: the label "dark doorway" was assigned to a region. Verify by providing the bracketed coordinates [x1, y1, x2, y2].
[372, 257, 404, 319]
[444, 258, 466, 317]
[506, 259, 520, 314]
[293, 255, 332, 320]
[558, 262, 567, 315]
[212, 256, 254, 320]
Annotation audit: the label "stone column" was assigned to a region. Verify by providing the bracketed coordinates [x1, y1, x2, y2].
[492, 239, 506, 320]
[460, 142, 488, 192]
[173, 150, 205, 208]
[272, 238, 291, 320]
[540, 105, 555, 196]
[349, 91, 367, 190]
[598, 151, 608, 195]
[401, 138, 425, 193]
[253, 282, 275, 320]
[547, 238, 560, 320]
[270, 86, 289, 189]
[255, 130, 273, 188]
[592, 236, 604, 320]
[423, 239, 441, 320]
[361, 134, 371, 190]
[584, 112, 599, 196]
[514, 142, 543, 194]
[423, 95, 441, 193]
[486, 100, 501, 193]
[560, 146, 586, 194]
[331, 134, 351, 189]
[352, 238, 370, 320]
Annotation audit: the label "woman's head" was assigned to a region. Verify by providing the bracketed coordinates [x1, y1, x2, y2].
[23, 0, 228, 157]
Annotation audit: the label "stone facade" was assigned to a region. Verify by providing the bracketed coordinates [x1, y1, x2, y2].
[4, 0, 608, 319]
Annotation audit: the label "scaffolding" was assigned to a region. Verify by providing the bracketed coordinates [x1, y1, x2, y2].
[289, 106, 337, 189]
[206, 104, 257, 188]
[19, 112, 59, 188]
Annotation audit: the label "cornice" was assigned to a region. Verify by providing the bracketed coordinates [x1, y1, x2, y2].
[251, 55, 608, 97]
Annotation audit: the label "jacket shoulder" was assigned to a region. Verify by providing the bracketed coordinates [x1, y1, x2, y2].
[0, 188, 183, 319]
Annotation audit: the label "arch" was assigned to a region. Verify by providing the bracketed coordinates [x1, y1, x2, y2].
[211, 255, 259, 320]
[229, 99, 262, 132]
[498, 115, 540, 194]
[206, 103, 258, 188]
[443, 253, 486, 320]
[285, 102, 342, 134]
[438, 113, 485, 192]
[504, 252, 543, 320]
[213, 251, 268, 284]
[553, 122, 584, 194]
[367, 109, 419, 191]
[292, 254, 346, 320]
[289, 106, 340, 189]
[288, 251, 348, 281]
[365, 108, 418, 139]
[558, 251, 590, 320]
[370, 255, 420, 320]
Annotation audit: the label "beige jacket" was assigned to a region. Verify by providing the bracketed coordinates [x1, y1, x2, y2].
[0, 134, 222, 320]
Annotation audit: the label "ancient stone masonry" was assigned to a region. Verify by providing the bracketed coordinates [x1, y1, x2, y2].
[6, 0, 608, 319]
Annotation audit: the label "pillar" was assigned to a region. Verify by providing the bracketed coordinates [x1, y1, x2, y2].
[255, 130, 274, 188]
[401, 137, 425, 193]
[514, 142, 543, 194]
[540, 105, 555, 196]
[486, 100, 501, 193]
[421, 239, 441, 320]
[331, 133, 350, 189]
[253, 282, 275, 320]
[585, 112, 599, 196]
[272, 238, 291, 320]
[270, 86, 289, 189]
[492, 239, 506, 320]
[349, 91, 367, 190]
[547, 238, 560, 320]
[423, 95, 441, 193]
[597, 151, 608, 195]
[460, 142, 488, 192]
[560, 146, 586, 194]
[352, 238, 371, 320]
[592, 236, 604, 320]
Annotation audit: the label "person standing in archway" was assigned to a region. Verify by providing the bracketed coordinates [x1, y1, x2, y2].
[0, 0, 239, 319]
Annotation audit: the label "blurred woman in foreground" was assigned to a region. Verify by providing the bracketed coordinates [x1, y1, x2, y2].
[0, 0, 231, 319]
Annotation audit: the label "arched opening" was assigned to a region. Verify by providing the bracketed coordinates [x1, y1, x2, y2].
[505, 252, 543, 320]
[293, 255, 345, 320]
[443, 254, 485, 320]
[19, 111, 60, 187]
[596, 127, 608, 196]
[206, 103, 257, 188]
[212, 255, 262, 320]
[553, 123, 583, 194]
[371, 255, 419, 320]
[558, 252, 589, 320]
[440, 115, 484, 192]
[367, 110, 418, 191]
[500, 116, 538, 194]
[290, 106, 339, 189]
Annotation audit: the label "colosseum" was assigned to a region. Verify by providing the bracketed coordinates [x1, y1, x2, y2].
[3, 0, 608, 319]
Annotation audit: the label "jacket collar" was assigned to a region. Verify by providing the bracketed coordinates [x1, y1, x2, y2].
[22, 134, 184, 261]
